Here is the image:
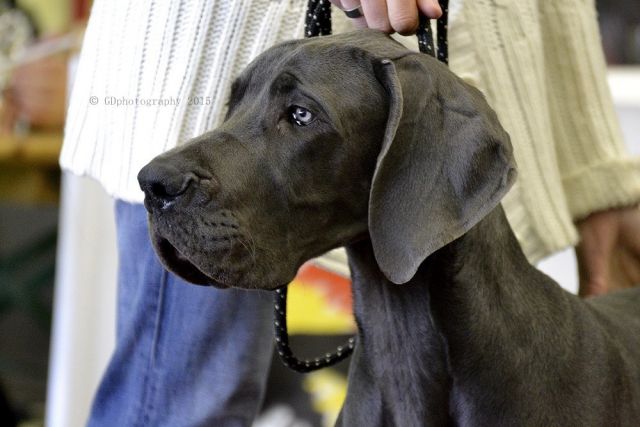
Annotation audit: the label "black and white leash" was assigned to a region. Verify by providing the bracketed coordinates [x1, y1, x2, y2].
[274, 0, 449, 374]
[416, 1, 449, 61]
[274, 287, 355, 373]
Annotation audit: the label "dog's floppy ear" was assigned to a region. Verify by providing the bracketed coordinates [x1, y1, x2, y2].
[369, 55, 517, 284]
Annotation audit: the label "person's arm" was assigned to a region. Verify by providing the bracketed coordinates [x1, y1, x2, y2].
[540, 0, 640, 295]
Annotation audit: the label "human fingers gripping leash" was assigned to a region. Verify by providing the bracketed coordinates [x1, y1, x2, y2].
[333, 0, 442, 33]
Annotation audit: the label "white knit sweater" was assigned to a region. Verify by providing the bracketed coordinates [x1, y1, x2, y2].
[61, 0, 640, 262]
[61, 0, 307, 201]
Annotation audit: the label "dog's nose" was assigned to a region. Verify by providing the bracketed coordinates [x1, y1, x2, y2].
[138, 161, 195, 209]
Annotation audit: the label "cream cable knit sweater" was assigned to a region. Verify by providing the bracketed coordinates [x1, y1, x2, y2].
[447, 0, 640, 261]
[61, 0, 307, 201]
[60, 0, 640, 262]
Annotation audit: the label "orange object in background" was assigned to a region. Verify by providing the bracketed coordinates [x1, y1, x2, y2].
[286, 263, 355, 335]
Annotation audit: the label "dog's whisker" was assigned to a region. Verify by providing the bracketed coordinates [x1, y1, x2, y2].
[243, 229, 258, 263]
[236, 233, 255, 264]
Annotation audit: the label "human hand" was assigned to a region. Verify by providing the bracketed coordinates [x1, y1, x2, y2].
[3, 54, 68, 131]
[330, 0, 442, 35]
[575, 206, 640, 297]
[0, 95, 19, 134]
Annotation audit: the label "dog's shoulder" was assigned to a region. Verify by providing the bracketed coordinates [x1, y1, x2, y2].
[585, 288, 640, 351]
[587, 288, 640, 315]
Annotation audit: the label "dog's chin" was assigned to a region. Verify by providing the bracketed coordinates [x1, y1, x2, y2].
[151, 232, 229, 289]
[148, 221, 297, 291]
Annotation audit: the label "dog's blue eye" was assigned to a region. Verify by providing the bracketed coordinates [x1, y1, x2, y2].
[290, 106, 314, 126]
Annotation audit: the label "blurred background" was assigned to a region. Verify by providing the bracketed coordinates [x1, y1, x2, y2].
[0, 0, 638, 426]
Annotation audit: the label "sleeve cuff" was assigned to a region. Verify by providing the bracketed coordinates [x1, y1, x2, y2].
[562, 157, 640, 221]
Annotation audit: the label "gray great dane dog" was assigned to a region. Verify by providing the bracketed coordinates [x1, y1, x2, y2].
[138, 30, 640, 426]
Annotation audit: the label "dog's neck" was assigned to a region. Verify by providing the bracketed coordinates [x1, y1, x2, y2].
[345, 238, 452, 425]
[344, 206, 546, 424]
[424, 206, 567, 359]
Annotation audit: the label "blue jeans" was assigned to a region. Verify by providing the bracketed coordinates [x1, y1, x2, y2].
[88, 201, 274, 426]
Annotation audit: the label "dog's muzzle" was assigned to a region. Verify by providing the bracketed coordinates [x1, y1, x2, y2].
[138, 160, 200, 211]
[137, 159, 237, 288]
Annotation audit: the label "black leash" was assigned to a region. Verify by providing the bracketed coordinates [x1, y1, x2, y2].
[274, 287, 355, 373]
[274, 0, 449, 374]
[416, 1, 449, 60]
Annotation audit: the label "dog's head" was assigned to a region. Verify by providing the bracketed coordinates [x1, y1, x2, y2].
[138, 30, 516, 289]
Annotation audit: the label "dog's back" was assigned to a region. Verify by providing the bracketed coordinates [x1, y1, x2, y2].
[587, 288, 640, 351]
[580, 288, 640, 419]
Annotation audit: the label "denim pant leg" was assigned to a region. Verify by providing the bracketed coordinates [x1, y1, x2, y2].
[88, 200, 274, 427]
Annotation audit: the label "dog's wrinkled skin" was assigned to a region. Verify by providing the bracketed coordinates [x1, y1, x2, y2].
[139, 31, 640, 426]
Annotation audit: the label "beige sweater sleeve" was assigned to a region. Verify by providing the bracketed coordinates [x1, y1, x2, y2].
[447, 0, 640, 261]
[542, 0, 640, 220]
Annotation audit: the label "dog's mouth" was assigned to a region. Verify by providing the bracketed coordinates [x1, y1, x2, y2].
[151, 231, 229, 289]
[145, 211, 294, 291]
